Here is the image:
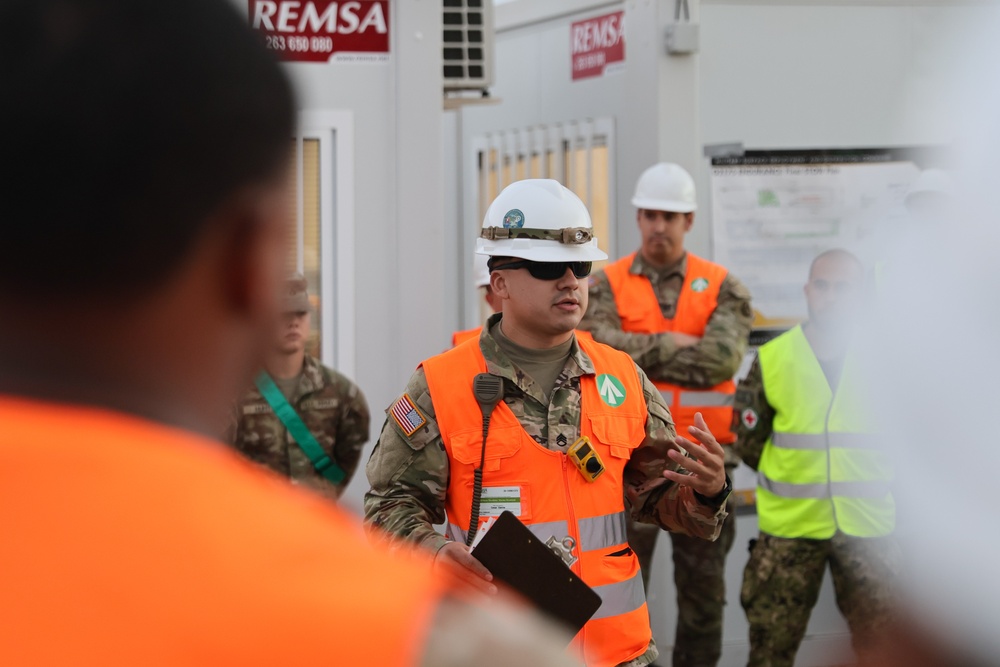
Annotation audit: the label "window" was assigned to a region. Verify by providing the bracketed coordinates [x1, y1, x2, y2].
[475, 119, 615, 267]
[472, 119, 616, 321]
[288, 111, 356, 375]
[288, 138, 323, 358]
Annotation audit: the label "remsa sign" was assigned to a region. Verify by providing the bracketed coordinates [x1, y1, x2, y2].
[249, 0, 389, 63]
[571, 11, 625, 81]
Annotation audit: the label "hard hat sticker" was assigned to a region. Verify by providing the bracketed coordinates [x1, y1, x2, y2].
[502, 209, 525, 228]
[691, 277, 710, 292]
[596, 374, 626, 407]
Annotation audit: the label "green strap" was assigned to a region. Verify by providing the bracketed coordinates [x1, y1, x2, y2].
[255, 372, 346, 484]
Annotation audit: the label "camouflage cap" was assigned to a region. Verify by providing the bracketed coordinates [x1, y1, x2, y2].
[282, 273, 310, 313]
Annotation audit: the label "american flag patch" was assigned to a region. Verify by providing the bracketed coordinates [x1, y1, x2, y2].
[390, 393, 427, 437]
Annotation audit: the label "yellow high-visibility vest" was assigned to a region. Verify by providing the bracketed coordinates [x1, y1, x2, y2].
[756, 326, 894, 539]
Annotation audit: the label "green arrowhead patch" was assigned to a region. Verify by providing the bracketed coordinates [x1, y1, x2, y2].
[596, 373, 626, 407]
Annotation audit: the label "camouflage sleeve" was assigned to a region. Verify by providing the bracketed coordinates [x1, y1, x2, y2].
[364, 368, 450, 555]
[732, 354, 775, 471]
[332, 376, 370, 493]
[644, 273, 753, 388]
[578, 270, 678, 369]
[625, 364, 728, 540]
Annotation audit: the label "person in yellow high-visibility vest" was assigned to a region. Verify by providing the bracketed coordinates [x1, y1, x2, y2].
[733, 249, 897, 667]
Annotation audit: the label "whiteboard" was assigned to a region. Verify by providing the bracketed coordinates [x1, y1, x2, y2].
[710, 154, 920, 325]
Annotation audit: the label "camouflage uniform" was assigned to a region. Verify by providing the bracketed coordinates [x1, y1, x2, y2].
[365, 314, 731, 667]
[580, 251, 751, 667]
[231, 355, 370, 501]
[733, 356, 898, 667]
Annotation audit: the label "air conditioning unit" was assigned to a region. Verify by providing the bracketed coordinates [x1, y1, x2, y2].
[443, 0, 494, 92]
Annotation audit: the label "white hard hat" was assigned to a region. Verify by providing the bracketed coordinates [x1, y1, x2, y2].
[904, 168, 955, 208]
[473, 254, 491, 288]
[475, 179, 608, 262]
[631, 162, 697, 213]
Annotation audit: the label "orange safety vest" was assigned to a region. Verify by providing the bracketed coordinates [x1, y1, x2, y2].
[603, 252, 736, 444]
[423, 334, 652, 667]
[0, 397, 442, 666]
[452, 326, 595, 348]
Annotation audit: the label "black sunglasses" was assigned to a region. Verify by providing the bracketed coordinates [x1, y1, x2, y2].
[494, 260, 593, 281]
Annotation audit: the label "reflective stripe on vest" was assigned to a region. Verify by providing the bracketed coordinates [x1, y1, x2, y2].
[423, 334, 652, 667]
[771, 432, 878, 451]
[453, 511, 625, 553]
[603, 252, 736, 443]
[661, 389, 735, 408]
[757, 473, 893, 500]
[756, 326, 895, 540]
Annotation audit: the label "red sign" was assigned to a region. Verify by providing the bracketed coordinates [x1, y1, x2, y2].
[250, 1, 389, 63]
[571, 11, 625, 81]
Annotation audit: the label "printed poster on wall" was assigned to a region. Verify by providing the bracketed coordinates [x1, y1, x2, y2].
[710, 151, 921, 326]
[571, 11, 625, 81]
[249, 0, 389, 63]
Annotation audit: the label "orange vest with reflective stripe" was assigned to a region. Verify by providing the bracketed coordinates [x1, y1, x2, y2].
[452, 326, 594, 348]
[0, 398, 442, 666]
[603, 252, 736, 444]
[423, 335, 651, 667]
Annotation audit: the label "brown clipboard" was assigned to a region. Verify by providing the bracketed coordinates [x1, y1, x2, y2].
[471, 511, 602, 637]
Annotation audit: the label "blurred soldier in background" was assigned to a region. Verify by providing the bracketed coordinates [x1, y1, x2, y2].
[733, 250, 896, 667]
[231, 274, 370, 501]
[580, 163, 751, 667]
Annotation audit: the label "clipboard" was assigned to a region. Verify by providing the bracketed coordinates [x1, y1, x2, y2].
[471, 511, 602, 637]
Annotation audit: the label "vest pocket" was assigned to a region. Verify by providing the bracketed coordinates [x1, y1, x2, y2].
[448, 425, 524, 469]
[588, 415, 644, 458]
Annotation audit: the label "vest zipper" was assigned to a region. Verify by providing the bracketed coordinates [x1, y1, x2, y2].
[562, 454, 586, 661]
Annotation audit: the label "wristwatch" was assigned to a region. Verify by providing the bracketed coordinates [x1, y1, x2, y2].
[694, 473, 733, 507]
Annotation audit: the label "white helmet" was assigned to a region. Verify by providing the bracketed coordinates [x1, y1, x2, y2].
[631, 162, 697, 213]
[476, 179, 608, 262]
[472, 254, 491, 288]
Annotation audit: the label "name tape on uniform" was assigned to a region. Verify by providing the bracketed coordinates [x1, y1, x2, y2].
[480, 486, 522, 517]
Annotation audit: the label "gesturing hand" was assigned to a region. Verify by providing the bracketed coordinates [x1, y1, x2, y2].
[661, 412, 727, 498]
[434, 541, 497, 596]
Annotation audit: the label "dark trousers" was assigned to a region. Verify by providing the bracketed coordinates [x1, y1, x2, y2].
[627, 504, 737, 667]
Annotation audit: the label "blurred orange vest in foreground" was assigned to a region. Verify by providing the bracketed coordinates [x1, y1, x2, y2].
[0, 398, 441, 666]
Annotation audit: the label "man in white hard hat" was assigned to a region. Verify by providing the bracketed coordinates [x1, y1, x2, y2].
[580, 163, 753, 667]
[366, 179, 732, 667]
[452, 255, 504, 346]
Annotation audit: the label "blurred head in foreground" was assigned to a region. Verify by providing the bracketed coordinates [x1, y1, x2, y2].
[0, 0, 295, 435]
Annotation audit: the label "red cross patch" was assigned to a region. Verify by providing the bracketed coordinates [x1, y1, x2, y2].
[741, 408, 759, 430]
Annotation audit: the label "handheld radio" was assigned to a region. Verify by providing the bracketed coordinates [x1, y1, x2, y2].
[467, 373, 504, 546]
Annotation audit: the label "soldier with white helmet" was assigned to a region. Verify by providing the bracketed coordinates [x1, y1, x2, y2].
[366, 179, 732, 667]
[579, 163, 753, 667]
